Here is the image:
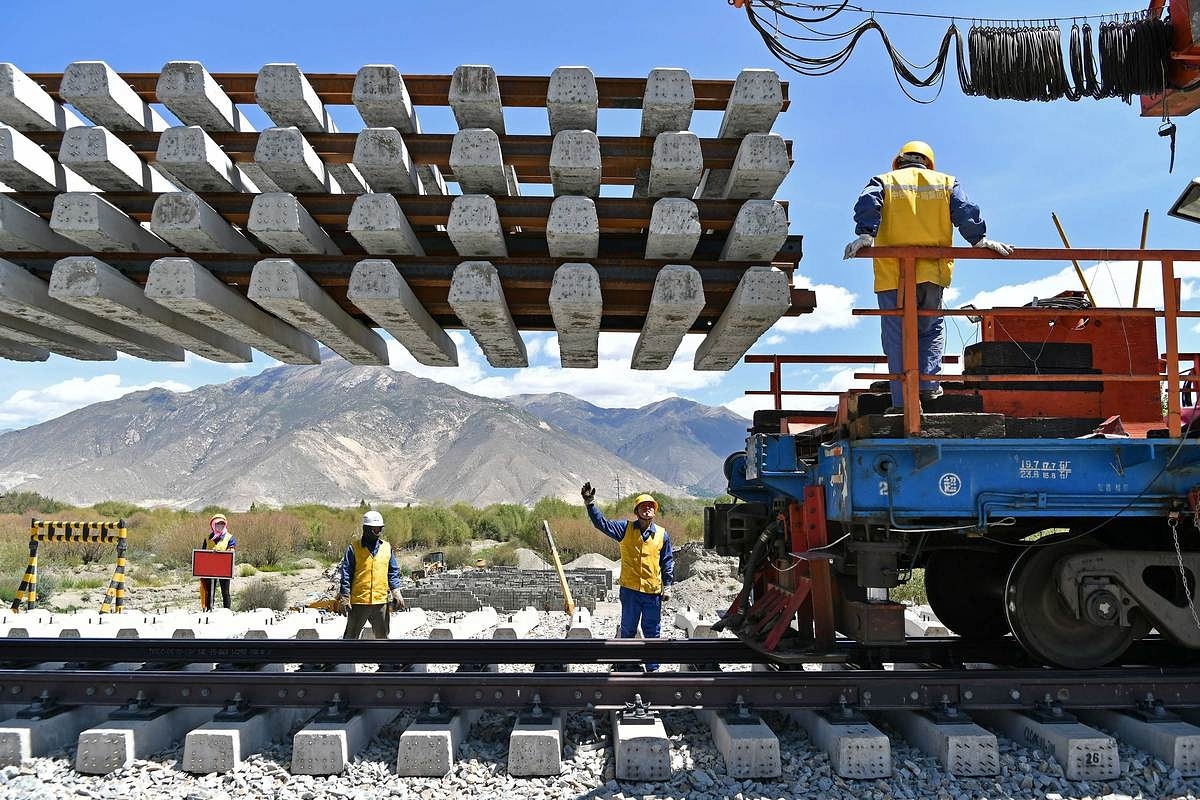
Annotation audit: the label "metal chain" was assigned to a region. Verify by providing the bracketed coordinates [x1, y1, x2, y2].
[1168, 514, 1200, 631]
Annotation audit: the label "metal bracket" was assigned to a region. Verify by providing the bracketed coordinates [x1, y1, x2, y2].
[921, 698, 973, 725]
[15, 692, 72, 720]
[309, 695, 356, 724]
[573, 703, 609, 752]
[518, 692, 556, 725]
[722, 696, 762, 726]
[619, 693, 659, 725]
[416, 693, 456, 724]
[108, 693, 170, 721]
[212, 694, 257, 722]
[819, 697, 868, 725]
[1025, 699, 1078, 724]
[1129, 697, 1181, 723]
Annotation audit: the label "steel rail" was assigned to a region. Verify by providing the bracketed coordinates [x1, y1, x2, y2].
[24, 73, 790, 111]
[3, 664, 1198, 712]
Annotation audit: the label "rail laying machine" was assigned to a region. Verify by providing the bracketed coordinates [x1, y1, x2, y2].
[706, 294, 1200, 669]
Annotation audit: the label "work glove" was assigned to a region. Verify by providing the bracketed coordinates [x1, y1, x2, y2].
[335, 594, 350, 614]
[390, 588, 406, 612]
[974, 237, 1014, 256]
[580, 482, 595, 504]
[842, 234, 874, 260]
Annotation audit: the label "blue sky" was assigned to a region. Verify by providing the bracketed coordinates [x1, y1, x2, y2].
[2, 0, 1198, 428]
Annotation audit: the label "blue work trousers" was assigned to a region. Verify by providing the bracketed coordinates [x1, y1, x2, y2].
[619, 586, 663, 671]
[877, 283, 944, 407]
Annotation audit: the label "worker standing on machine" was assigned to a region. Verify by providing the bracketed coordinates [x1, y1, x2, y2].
[335, 510, 405, 640]
[844, 140, 1014, 411]
[581, 483, 673, 672]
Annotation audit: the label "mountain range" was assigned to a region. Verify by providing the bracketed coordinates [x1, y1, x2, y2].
[0, 359, 750, 510]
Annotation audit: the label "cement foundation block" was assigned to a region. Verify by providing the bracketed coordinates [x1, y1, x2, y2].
[386, 608, 428, 637]
[450, 128, 509, 195]
[348, 194, 425, 255]
[0, 125, 95, 191]
[674, 609, 716, 638]
[546, 195, 598, 258]
[256, 63, 335, 132]
[612, 711, 671, 781]
[449, 65, 505, 133]
[0, 705, 110, 766]
[0, 194, 76, 252]
[791, 709, 891, 779]
[58, 126, 176, 192]
[50, 255, 249, 363]
[717, 69, 784, 139]
[904, 605, 950, 637]
[720, 200, 788, 261]
[0, 63, 85, 131]
[709, 712, 781, 779]
[417, 163, 447, 195]
[632, 264, 705, 370]
[0, 257, 181, 361]
[254, 126, 342, 193]
[644, 132, 703, 198]
[493, 607, 540, 639]
[879, 710, 998, 776]
[353, 65, 420, 132]
[721, 133, 789, 200]
[157, 61, 255, 132]
[49, 192, 167, 252]
[0, 309, 115, 360]
[694, 266, 790, 370]
[641, 68, 694, 137]
[447, 195, 507, 257]
[973, 710, 1119, 781]
[291, 707, 399, 775]
[61, 61, 169, 132]
[183, 707, 308, 773]
[645, 198, 700, 260]
[508, 713, 564, 776]
[76, 706, 215, 774]
[156, 125, 259, 193]
[1078, 708, 1200, 776]
[249, 258, 389, 365]
[549, 130, 601, 197]
[347, 258, 456, 366]
[248, 193, 341, 255]
[353, 128, 420, 194]
[549, 262, 601, 367]
[448, 261, 527, 368]
[396, 708, 482, 777]
[429, 606, 500, 639]
[146, 256, 320, 365]
[567, 607, 593, 639]
[151, 192, 258, 253]
[547, 67, 597, 133]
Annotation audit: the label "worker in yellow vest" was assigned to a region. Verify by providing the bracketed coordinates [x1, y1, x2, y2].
[199, 513, 236, 612]
[335, 510, 404, 639]
[581, 483, 674, 671]
[844, 140, 1013, 412]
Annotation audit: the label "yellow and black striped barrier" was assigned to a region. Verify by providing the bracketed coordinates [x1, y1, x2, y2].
[11, 518, 128, 614]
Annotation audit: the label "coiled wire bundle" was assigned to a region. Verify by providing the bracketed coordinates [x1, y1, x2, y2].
[736, 1, 1177, 104]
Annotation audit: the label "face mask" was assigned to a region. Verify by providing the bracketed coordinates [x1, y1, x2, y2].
[361, 527, 380, 546]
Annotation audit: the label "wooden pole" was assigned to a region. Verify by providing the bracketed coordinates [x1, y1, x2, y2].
[1133, 209, 1150, 307]
[542, 520, 575, 615]
[1050, 213, 1098, 306]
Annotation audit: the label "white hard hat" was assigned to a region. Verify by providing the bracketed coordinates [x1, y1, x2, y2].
[362, 510, 384, 527]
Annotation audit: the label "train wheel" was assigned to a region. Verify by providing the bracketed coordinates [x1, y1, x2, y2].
[924, 550, 1015, 639]
[1005, 537, 1135, 668]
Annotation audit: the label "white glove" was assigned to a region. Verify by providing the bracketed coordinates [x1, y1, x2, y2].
[843, 234, 874, 260]
[974, 237, 1014, 256]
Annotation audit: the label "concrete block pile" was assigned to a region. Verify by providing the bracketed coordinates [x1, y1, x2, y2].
[404, 566, 611, 612]
[0, 62, 811, 367]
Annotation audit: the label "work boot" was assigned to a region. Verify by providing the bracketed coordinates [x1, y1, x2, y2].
[919, 385, 944, 401]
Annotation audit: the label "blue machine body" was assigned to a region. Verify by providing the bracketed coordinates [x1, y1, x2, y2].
[729, 433, 1200, 528]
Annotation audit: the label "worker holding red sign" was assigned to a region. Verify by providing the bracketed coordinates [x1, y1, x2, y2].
[198, 514, 236, 611]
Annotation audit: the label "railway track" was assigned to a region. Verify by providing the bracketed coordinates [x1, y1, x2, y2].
[2, 629, 1200, 797]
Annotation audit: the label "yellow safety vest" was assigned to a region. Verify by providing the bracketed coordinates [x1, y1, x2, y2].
[619, 524, 666, 595]
[203, 532, 233, 552]
[873, 166, 955, 292]
[349, 540, 392, 605]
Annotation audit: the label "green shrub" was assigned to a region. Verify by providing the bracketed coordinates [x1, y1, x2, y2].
[890, 568, 928, 605]
[234, 578, 287, 612]
[238, 563, 258, 577]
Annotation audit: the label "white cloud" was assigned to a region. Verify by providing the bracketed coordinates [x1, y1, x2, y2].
[770, 274, 860, 334]
[0, 375, 192, 428]
[962, 260, 1200, 311]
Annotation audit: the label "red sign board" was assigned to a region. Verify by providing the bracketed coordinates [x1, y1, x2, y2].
[192, 549, 235, 579]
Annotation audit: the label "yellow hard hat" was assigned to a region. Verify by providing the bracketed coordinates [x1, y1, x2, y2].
[633, 494, 659, 512]
[893, 140, 935, 170]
